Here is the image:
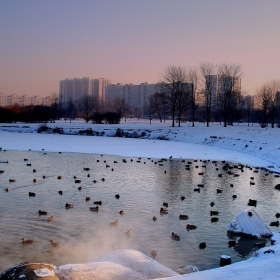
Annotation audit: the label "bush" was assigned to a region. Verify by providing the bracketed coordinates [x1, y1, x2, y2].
[104, 112, 121, 124]
[52, 127, 64, 134]
[92, 113, 104, 124]
[37, 124, 51, 133]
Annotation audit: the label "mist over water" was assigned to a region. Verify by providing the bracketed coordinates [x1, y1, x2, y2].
[0, 150, 280, 273]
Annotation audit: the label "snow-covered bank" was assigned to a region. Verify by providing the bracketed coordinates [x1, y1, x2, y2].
[1, 121, 280, 172]
[1, 120, 280, 279]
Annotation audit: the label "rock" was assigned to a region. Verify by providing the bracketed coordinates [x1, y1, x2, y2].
[0, 262, 59, 280]
[174, 265, 199, 275]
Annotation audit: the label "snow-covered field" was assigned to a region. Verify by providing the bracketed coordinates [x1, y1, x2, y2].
[1, 119, 280, 279]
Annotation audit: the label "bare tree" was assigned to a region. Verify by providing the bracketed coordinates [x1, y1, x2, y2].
[50, 92, 59, 123]
[243, 95, 254, 126]
[67, 97, 76, 123]
[186, 68, 199, 127]
[144, 95, 155, 124]
[200, 62, 216, 127]
[217, 63, 242, 127]
[267, 80, 280, 128]
[152, 92, 169, 122]
[160, 66, 187, 127]
[112, 97, 131, 122]
[255, 80, 280, 128]
[79, 94, 96, 123]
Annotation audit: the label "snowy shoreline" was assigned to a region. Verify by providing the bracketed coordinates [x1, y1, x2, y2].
[1, 120, 280, 279]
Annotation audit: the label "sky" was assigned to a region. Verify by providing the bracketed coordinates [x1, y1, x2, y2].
[1, 0, 280, 98]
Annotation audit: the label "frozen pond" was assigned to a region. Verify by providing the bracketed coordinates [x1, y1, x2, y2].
[1, 150, 280, 273]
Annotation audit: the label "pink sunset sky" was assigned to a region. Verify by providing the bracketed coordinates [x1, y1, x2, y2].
[0, 0, 280, 97]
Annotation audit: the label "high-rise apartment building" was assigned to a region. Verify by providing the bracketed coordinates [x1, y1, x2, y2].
[59, 77, 90, 107]
[59, 77, 111, 109]
[105, 82, 161, 111]
[90, 78, 112, 111]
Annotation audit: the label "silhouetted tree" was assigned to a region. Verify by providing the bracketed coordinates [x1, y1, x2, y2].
[186, 68, 199, 127]
[50, 92, 59, 122]
[200, 62, 216, 127]
[79, 95, 96, 123]
[160, 66, 187, 127]
[217, 63, 242, 127]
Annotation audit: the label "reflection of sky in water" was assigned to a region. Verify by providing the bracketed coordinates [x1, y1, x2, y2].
[0, 151, 280, 273]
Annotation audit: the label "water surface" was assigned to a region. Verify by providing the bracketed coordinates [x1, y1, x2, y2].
[0, 150, 279, 273]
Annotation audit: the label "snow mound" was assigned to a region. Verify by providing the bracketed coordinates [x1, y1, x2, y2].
[57, 249, 178, 280]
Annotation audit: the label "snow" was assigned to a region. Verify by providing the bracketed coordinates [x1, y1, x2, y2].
[1, 119, 280, 279]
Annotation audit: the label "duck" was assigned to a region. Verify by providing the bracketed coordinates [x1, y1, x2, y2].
[211, 217, 219, 223]
[78, 186, 82, 191]
[119, 210, 125, 215]
[33, 179, 39, 183]
[160, 207, 168, 214]
[75, 179, 81, 183]
[42, 175, 46, 179]
[9, 179, 16, 183]
[93, 180, 97, 183]
[33, 169, 37, 173]
[89, 206, 99, 212]
[153, 216, 157, 221]
[110, 220, 118, 226]
[115, 194, 120, 199]
[28, 192, 36, 197]
[5, 188, 10, 192]
[232, 195, 237, 199]
[85, 196, 91, 202]
[171, 232, 180, 241]
[210, 211, 219, 216]
[179, 215, 189, 220]
[84, 167, 90, 171]
[38, 210, 48, 215]
[276, 213, 280, 219]
[58, 190, 63, 195]
[248, 199, 257, 207]
[94, 201, 102, 205]
[49, 240, 59, 247]
[199, 242, 206, 249]
[65, 203, 74, 209]
[270, 221, 280, 227]
[126, 230, 132, 237]
[210, 202, 215, 207]
[194, 188, 200, 193]
[47, 216, 54, 222]
[57, 176, 63, 180]
[216, 189, 223, 194]
[87, 174, 91, 178]
[181, 196, 185, 201]
[163, 202, 168, 208]
[21, 238, 34, 245]
[101, 178, 105, 182]
[186, 224, 197, 231]
[151, 250, 157, 258]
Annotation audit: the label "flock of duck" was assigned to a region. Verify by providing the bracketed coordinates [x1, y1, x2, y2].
[1, 149, 280, 264]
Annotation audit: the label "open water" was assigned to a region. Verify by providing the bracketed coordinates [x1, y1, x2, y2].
[0, 150, 280, 273]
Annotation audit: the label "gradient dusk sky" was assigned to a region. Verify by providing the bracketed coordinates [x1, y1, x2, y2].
[1, 0, 280, 97]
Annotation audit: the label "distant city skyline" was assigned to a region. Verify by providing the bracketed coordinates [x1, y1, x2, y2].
[1, 1, 280, 97]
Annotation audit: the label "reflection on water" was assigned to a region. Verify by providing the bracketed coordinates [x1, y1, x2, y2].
[0, 150, 280, 273]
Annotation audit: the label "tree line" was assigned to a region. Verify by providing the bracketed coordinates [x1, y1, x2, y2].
[1, 63, 279, 127]
[144, 63, 280, 128]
